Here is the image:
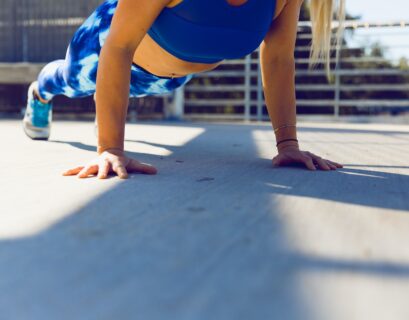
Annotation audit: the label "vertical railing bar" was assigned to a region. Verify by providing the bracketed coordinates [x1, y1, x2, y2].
[334, 72, 340, 118]
[244, 54, 251, 121]
[256, 49, 263, 122]
[333, 24, 345, 118]
[12, 0, 18, 62]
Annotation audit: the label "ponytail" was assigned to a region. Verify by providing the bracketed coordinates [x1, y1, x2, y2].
[309, 0, 345, 77]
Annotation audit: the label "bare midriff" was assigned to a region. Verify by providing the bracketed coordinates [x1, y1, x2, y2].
[132, 0, 285, 79]
[132, 33, 223, 78]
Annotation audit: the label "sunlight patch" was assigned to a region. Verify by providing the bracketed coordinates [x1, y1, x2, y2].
[0, 179, 121, 240]
[340, 171, 387, 179]
[125, 124, 205, 149]
[251, 130, 276, 160]
[265, 182, 292, 189]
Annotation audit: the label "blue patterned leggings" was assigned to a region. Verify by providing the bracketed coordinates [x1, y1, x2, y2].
[37, 0, 193, 101]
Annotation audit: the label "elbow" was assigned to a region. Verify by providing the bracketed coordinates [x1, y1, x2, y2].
[260, 43, 295, 66]
[101, 40, 135, 63]
[103, 34, 138, 58]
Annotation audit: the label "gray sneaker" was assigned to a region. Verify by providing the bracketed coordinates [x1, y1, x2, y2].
[22, 81, 53, 140]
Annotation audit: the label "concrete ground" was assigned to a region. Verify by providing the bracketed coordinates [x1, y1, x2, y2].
[1, 118, 409, 320]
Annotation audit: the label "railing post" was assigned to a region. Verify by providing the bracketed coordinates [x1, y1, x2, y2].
[127, 98, 138, 123]
[244, 54, 251, 122]
[12, 0, 18, 61]
[256, 50, 263, 122]
[20, 0, 28, 62]
[165, 86, 185, 120]
[334, 71, 340, 118]
[333, 24, 344, 119]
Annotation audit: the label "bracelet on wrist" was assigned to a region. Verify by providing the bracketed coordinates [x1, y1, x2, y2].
[276, 138, 298, 147]
[273, 124, 297, 133]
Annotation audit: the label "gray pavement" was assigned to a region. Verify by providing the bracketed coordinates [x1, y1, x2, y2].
[1, 118, 409, 320]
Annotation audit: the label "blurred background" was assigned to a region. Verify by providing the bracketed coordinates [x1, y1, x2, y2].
[0, 0, 408, 122]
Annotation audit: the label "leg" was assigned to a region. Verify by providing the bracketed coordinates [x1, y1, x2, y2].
[23, 0, 119, 140]
[37, 0, 192, 101]
[37, 0, 119, 101]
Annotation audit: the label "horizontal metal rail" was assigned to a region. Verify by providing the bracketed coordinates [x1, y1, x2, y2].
[191, 69, 409, 78]
[1, 18, 408, 119]
[186, 84, 409, 92]
[184, 99, 409, 107]
[183, 21, 409, 120]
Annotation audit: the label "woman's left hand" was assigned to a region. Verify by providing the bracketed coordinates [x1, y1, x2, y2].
[272, 146, 343, 171]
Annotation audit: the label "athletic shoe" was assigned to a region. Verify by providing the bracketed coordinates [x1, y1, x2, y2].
[22, 81, 53, 140]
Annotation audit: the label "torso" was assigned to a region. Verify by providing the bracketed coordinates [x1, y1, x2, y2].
[132, 0, 288, 78]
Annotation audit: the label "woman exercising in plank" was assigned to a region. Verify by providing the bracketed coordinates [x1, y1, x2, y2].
[23, 0, 345, 179]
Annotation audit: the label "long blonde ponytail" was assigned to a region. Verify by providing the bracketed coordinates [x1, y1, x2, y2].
[309, 0, 345, 77]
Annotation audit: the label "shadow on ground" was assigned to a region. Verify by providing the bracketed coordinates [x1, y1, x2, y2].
[1, 122, 409, 320]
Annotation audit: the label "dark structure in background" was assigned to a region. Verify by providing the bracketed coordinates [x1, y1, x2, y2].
[0, 0, 101, 62]
[1, 1, 408, 118]
[0, 0, 165, 118]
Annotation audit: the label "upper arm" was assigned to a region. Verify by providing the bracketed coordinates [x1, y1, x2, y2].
[260, 0, 303, 60]
[105, 0, 171, 53]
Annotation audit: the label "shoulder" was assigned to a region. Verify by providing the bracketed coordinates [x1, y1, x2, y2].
[273, 0, 303, 20]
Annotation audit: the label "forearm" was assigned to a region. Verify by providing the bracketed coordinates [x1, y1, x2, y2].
[95, 43, 134, 154]
[261, 57, 298, 150]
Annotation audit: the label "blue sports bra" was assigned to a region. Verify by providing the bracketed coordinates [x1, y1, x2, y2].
[147, 0, 277, 64]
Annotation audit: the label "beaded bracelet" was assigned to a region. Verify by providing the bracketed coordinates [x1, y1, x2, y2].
[273, 124, 297, 133]
[276, 138, 299, 147]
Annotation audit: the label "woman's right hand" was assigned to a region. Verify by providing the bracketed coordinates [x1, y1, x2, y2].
[62, 148, 157, 179]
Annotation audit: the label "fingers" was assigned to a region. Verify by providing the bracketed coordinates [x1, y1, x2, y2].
[274, 149, 343, 172]
[273, 153, 317, 170]
[306, 152, 342, 171]
[302, 155, 317, 171]
[78, 165, 99, 179]
[128, 159, 158, 175]
[327, 160, 343, 168]
[63, 166, 84, 176]
[64, 160, 157, 180]
[98, 159, 111, 179]
[112, 163, 129, 179]
[312, 156, 331, 171]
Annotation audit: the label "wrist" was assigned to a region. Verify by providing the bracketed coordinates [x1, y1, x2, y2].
[97, 146, 124, 155]
[277, 142, 299, 153]
[274, 124, 297, 140]
[276, 138, 299, 153]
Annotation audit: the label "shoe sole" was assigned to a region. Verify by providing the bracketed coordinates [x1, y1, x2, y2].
[23, 121, 50, 140]
[23, 81, 52, 140]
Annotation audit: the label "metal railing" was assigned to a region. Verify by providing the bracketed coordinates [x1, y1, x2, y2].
[0, 0, 102, 62]
[1, 5, 409, 120]
[179, 20, 409, 121]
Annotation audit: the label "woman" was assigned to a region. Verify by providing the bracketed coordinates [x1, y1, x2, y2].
[23, 0, 345, 179]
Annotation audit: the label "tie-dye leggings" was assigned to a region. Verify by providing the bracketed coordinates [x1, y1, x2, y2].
[37, 0, 194, 101]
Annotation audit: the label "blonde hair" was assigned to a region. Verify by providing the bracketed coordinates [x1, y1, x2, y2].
[309, 0, 346, 77]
